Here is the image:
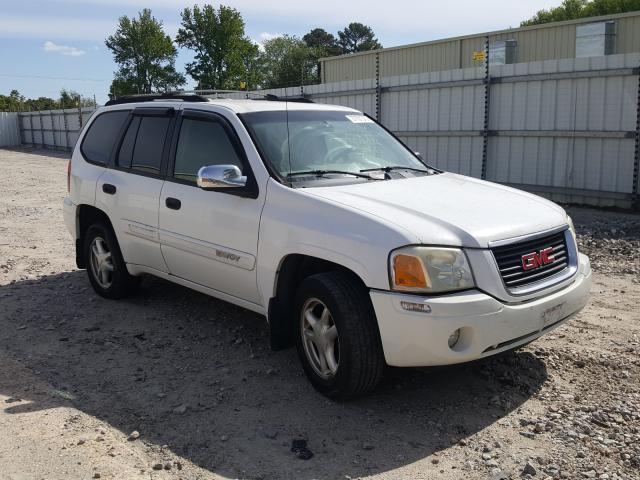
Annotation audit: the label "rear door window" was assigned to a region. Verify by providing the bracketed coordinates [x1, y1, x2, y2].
[80, 110, 129, 165]
[117, 115, 171, 175]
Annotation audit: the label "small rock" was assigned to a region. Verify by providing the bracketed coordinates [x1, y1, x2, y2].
[264, 430, 278, 440]
[152, 463, 163, 471]
[291, 438, 313, 460]
[164, 462, 172, 470]
[93, 474, 100, 479]
[77, 438, 86, 446]
[127, 431, 140, 441]
[582, 471, 597, 478]
[523, 461, 537, 476]
[362, 443, 375, 451]
[173, 404, 187, 414]
[489, 470, 509, 480]
[220, 435, 229, 442]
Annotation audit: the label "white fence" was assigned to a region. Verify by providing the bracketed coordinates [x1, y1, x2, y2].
[0, 113, 20, 147]
[5, 53, 640, 208]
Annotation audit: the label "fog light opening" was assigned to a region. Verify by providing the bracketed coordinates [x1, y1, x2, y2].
[448, 329, 461, 349]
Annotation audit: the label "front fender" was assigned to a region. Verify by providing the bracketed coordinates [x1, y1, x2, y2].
[256, 179, 418, 308]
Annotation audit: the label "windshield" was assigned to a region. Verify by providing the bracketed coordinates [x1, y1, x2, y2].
[240, 110, 428, 180]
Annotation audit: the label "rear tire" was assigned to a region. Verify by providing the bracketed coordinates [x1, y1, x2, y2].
[295, 271, 385, 399]
[83, 223, 140, 299]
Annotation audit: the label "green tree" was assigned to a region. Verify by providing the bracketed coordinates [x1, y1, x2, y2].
[176, 4, 257, 90]
[105, 8, 185, 95]
[337, 23, 382, 54]
[583, 0, 640, 16]
[521, 0, 640, 26]
[261, 35, 319, 88]
[303, 28, 341, 56]
[240, 42, 264, 90]
[0, 91, 22, 111]
[59, 89, 96, 108]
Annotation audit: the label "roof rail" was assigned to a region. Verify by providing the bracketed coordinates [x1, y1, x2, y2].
[262, 94, 314, 103]
[105, 93, 210, 106]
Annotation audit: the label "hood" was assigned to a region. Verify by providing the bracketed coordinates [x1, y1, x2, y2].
[305, 173, 567, 248]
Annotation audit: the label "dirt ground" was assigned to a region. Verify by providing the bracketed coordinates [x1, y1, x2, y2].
[0, 148, 638, 480]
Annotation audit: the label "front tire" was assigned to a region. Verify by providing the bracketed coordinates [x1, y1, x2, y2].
[84, 223, 140, 299]
[295, 271, 385, 399]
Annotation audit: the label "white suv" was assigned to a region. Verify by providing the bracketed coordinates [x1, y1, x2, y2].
[63, 94, 591, 398]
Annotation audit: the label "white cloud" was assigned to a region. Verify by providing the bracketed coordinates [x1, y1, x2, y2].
[259, 32, 282, 42]
[43, 40, 86, 57]
[253, 32, 282, 51]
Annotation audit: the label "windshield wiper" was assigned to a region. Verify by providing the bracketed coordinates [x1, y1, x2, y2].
[287, 170, 383, 180]
[360, 166, 431, 173]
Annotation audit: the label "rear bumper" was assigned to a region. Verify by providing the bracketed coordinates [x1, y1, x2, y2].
[370, 253, 591, 367]
[63, 196, 76, 239]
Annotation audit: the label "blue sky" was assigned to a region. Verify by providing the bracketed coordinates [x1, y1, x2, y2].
[0, 0, 557, 104]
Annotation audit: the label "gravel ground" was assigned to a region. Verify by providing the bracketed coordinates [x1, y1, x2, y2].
[0, 148, 638, 480]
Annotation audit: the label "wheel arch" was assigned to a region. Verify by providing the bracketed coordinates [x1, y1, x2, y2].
[267, 253, 369, 351]
[75, 204, 116, 269]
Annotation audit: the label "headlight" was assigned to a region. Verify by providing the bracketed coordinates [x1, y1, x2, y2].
[389, 246, 475, 293]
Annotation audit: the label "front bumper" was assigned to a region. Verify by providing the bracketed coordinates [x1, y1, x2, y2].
[370, 253, 591, 367]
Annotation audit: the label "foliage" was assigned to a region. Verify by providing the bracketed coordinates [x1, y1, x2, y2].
[176, 4, 261, 90]
[0, 89, 95, 112]
[303, 28, 342, 56]
[105, 8, 185, 95]
[59, 89, 96, 108]
[337, 23, 382, 54]
[261, 35, 319, 88]
[521, 0, 640, 26]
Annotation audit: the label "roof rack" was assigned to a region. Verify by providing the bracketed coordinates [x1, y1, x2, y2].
[104, 91, 315, 106]
[262, 94, 314, 103]
[105, 93, 210, 106]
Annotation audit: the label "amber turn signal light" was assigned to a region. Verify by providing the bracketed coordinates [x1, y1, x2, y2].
[393, 254, 429, 289]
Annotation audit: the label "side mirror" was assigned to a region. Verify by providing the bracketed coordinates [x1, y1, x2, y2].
[197, 164, 247, 190]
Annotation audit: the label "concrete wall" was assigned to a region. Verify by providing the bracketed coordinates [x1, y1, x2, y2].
[18, 108, 95, 151]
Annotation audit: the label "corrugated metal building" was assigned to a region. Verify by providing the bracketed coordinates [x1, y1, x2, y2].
[320, 11, 640, 82]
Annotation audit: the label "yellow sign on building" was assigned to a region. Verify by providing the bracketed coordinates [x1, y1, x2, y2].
[472, 51, 486, 62]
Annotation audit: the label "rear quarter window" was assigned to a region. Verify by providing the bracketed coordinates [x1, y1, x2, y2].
[80, 110, 129, 165]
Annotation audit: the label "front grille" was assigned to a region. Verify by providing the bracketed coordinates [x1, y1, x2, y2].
[491, 231, 569, 289]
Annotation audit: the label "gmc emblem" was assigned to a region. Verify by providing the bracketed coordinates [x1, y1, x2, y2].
[522, 247, 555, 271]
